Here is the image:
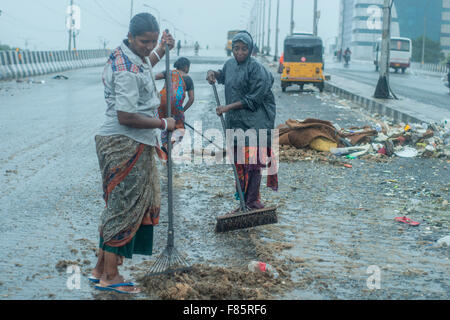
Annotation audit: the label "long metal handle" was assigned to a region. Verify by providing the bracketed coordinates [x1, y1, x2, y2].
[165, 33, 174, 248]
[184, 121, 223, 151]
[212, 83, 247, 212]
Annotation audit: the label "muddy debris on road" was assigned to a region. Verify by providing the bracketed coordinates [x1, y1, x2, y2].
[131, 231, 302, 300]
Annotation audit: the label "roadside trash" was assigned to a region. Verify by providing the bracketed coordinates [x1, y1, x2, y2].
[27, 79, 45, 84]
[373, 123, 382, 132]
[277, 116, 449, 161]
[53, 75, 69, 80]
[248, 261, 279, 279]
[330, 145, 369, 156]
[436, 235, 450, 247]
[394, 216, 420, 226]
[309, 137, 337, 152]
[375, 133, 388, 142]
[395, 146, 418, 158]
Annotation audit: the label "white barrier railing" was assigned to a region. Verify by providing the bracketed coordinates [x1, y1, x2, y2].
[0, 49, 110, 81]
[411, 61, 448, 74]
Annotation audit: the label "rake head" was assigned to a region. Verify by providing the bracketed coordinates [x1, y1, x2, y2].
[215, 206, 278, 233]
[146, 246, 191, 277]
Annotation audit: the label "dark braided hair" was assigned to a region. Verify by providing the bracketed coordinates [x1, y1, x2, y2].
[174, 57, 191, 71]
[129, 13, 159, 37]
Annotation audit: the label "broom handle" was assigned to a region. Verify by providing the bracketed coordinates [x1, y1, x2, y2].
[165, 33, 174, 248]
[212, 83, 247, 212]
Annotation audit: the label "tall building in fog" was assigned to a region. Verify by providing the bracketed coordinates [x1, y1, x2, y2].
[338, 0, 450, 60]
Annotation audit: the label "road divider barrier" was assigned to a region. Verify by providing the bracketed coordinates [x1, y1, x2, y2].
[0, 49, 110, 81]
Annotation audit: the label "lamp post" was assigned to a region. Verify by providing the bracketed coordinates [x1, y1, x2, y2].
[313, 0, 318, 36]
[266, 0, 271, 56]
[421, 0, 430, 66]
[290, 0, 294, 35]
[130, 0, 133, 20]
[374, 0, 393, 99]
[273, 0, 280, 61]
[262, 0, 265, 54]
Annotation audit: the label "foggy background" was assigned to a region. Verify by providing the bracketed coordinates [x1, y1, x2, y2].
[0, 0, 339, 54]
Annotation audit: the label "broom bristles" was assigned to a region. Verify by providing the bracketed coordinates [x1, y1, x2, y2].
[215, 206, 277, 232]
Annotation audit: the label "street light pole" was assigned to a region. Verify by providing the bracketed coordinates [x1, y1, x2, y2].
[130, 0, 134, 20]
[421, 0, 430, 66]
[267, 0, 271, 55]
[68, 0, 73, 51]
[290, 0, 294, 35]
[374, 0, 393, 99]
[273, 0, 280, 61]
[259, 0, 263, 50]
[262, 0, 266, 54]
[313, 0, 318, 36]
[255, 0, 259, 50]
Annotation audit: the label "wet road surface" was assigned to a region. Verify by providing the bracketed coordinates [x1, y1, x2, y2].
[0, 51, 448, 299]
[325, 59, 450, 112]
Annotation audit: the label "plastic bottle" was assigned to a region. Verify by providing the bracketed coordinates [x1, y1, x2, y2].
[373, 123, 382, 133]
[248, 261, 279, 279]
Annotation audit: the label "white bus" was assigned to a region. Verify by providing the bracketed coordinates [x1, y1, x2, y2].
[373, 37, 412, 73]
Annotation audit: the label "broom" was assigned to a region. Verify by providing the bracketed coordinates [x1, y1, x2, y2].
[147, 31, 191, 276]
[212, 83, 277, 232]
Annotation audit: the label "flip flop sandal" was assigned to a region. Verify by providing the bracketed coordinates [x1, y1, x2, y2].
[95, 282, 140, 294]
[395, 216, 420, 226]
[88, 275, 100, 284]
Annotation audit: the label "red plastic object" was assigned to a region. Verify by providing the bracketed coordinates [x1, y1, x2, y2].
[394, 216, 420, 226]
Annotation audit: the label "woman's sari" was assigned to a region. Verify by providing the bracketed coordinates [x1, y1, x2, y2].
[95, 135, 161, 250]
[158, 70, 187, 145]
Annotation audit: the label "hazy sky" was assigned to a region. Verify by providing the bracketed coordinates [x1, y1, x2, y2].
[0, 0, 340, 52]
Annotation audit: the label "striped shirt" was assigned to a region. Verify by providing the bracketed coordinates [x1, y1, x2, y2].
[98, 40, 160, 146]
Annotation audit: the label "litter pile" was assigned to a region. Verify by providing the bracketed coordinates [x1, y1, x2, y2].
[136, 263, 286, 300]
[278, 118, 450, 161]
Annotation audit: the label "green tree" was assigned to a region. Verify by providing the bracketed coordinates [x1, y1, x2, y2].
[411, 36, 444, 64]
[0, 44, 11, 51]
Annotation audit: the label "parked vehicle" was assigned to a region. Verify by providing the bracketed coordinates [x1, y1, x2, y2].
[225, 30, 240, 56]
[280, 34, 325, 92]
[373, 37, 412, 73]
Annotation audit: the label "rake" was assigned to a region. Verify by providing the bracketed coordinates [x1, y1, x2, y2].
[211, 83, 277, 233]
[147, 31, 191, 276]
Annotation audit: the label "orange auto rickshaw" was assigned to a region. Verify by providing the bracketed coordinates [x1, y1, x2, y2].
[280, 34, 325, 92]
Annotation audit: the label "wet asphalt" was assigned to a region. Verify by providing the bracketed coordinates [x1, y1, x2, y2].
[0, 49, 448, 299]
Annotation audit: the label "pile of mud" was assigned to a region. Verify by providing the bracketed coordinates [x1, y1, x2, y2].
[137, 264, 288, 300]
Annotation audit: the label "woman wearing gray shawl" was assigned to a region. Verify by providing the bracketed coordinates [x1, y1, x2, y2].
[206, 31, 278, 212]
